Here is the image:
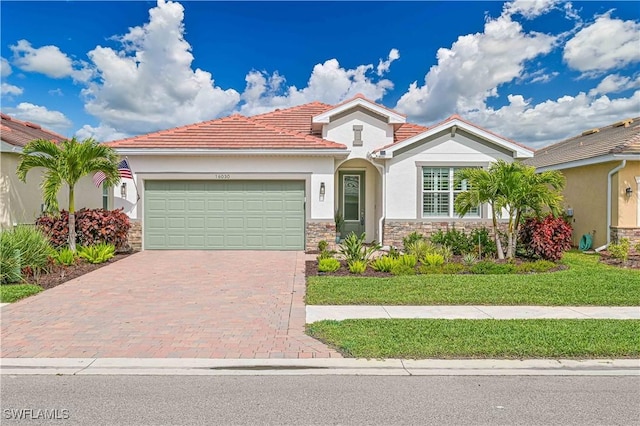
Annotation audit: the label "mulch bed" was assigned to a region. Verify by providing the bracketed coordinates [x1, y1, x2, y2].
[24, 252, 134, 290]
[599, 252, 640, 270]
[306, 260, 392, 278]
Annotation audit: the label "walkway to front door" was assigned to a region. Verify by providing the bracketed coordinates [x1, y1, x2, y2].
[0, 251, 341, 359]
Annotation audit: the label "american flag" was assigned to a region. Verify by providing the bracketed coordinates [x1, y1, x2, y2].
[93, 159, 134, 187]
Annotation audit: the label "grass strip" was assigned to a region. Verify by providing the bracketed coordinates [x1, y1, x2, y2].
[0, 284, 43, 303]
[307, 319, 640, 359]
[306, 252, 640, 306]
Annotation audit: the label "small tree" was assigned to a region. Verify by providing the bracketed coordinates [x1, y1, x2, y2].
[455, 160, 565, 259]
[17, 137, 121, 252]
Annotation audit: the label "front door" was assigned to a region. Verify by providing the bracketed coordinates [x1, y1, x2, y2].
[339, 171, 365, 237]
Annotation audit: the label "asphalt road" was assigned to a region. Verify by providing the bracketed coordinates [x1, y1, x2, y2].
[2, 375, 639, 425]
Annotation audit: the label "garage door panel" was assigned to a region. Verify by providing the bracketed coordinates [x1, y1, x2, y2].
[144, 180, 304, 250]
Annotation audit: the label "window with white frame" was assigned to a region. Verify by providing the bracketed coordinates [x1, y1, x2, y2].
[422, 167, 480, 218]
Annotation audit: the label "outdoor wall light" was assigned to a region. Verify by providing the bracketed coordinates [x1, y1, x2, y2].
[120, 182, 127, 198]
[626, 186, 633, 197]
[319, 182, 325, 201]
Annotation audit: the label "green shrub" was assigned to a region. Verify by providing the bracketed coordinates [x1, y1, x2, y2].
[318, 258, 341, 273]
[436, 245, 454, 263]
[462, 253, 477, 266]
[348, 260, 367, 274]
[338, 232, 381, 263]
[398, 254, 417, 268]
[430, 228, 473, 255]
[470, 261, 517, 275]
[388, 246, 401, 259]
[317, 240, 329, 252]
[470, 227, 497, 258]
[317, 250, 336, 261]
[370, 256, 398, 272]
[390, 264, 416, 276]
[78, 243, 115, 264]
[405, 239, 432, 259]
[608, 238, 631, 262]
[0, 225, 53, 283]
[516, 260, 557, 274]
[53, 247, 77, 266]
[423, 252, 444, 267]
[402, 231, 424, 249]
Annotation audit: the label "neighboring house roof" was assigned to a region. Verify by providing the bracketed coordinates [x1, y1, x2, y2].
[106, 114, 347, 150]
[523, 117, 640, 169]
[1, 113, 67, 148]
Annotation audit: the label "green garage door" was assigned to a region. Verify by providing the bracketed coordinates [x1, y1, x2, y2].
[144, 180, 305, 250]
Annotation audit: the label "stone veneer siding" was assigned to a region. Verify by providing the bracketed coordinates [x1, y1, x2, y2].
[127, 220, 142, 251]
[383, 220, 502, 249]
[610, 227, 640, 246]
[306, 221, 337, 251]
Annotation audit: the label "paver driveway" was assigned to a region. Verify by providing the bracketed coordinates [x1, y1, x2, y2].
[0, 251, 340, 359]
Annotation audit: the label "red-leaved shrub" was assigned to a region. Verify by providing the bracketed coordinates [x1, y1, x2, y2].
[36, 208, 130, 250]
[519, 215, 572, 261]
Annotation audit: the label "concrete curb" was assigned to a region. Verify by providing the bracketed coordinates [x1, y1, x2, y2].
[1, 358, 638, 376]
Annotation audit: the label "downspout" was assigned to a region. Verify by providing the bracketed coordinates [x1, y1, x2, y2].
[596, 160, 626, 251]
[370, 155, 386, 246]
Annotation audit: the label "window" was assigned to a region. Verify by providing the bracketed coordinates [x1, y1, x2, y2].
[102, 184, 109, 210]
[422, 167, 479, 218]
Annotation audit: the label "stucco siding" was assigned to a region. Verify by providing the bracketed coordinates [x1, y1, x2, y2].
[324, 110, 393, 159]
[1, 152, 102, 228]
[385, 133, 512, 219]
[617, 161, 639, 228]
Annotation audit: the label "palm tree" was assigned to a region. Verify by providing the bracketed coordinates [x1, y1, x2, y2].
[454, 167, 506, 259]
[17, 137, 121, 252]
[455, 160, 565, 259]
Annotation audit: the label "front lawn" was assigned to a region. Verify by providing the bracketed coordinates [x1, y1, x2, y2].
[306, 252, 640, 306]
[307, 319, 640, 358]
[0, 284, 43, 303]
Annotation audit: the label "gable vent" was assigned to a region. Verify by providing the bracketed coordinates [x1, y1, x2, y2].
[613, 118, 633, 128]
[581, 128, 600, 136]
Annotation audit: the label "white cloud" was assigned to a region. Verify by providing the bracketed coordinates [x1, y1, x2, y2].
[504, 0, 560, 19]
[1, 82, 23, 96]
[80, 0, 240, 140]
[238, 58, 395, 116]
[395, 4, 556, 122]
[10, 40, 74, 79]
[5, 102, 72, 131]
[589, 74, 640, 96]
[377, 48, 400, 76]
[1, 57, 12, 77]
[563, 13, 640, 74]
[466, 90, 640, 148]
[75, 124, 129, 142]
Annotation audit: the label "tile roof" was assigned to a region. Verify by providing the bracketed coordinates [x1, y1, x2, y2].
[251, 102, 333, 134]
[523, 118, 640, 168]
[1, 113, 67, 147]
[394, 122, 429, 143]
[106, 114, 347, 150]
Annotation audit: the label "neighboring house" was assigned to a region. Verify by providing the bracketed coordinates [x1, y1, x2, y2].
[0, 113, 103, 228]
[106, 95, 533, 251]
[523, 118, 640, 249]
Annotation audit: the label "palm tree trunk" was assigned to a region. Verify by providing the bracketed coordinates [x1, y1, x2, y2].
[491, 203, 505, 260]
[68, 187, 76, 252]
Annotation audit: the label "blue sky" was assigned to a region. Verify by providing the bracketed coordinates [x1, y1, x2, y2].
[1, 0, 639, 148]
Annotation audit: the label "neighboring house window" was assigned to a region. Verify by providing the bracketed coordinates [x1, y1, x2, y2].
[102, 185, 109, 210]
[353, 125, 363, 146]
[422, 167, 480, 218]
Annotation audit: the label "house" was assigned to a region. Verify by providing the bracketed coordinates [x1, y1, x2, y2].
[523, 118, 640, 249]
[0, 113, 103, 228]
[106, 95, 533, 251]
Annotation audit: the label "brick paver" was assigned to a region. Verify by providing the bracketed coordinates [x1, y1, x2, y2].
[0, 251, 341, 359]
